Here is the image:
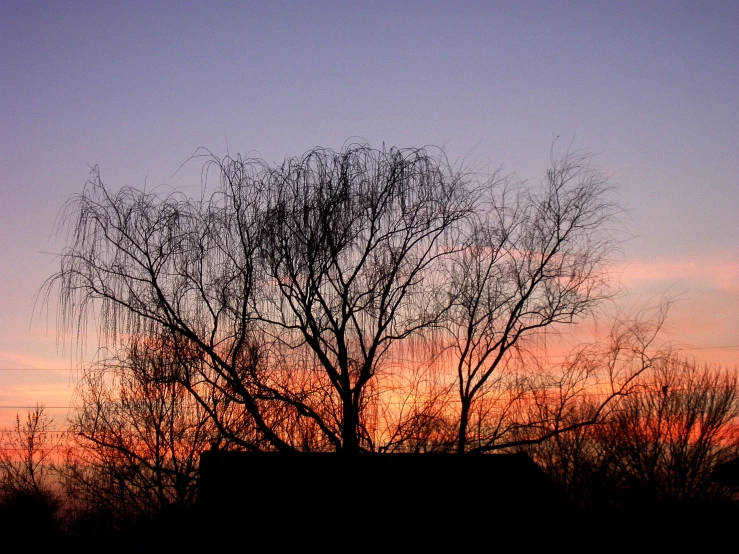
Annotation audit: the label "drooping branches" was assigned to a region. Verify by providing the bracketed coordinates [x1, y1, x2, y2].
[47, 143, 645, 456]
[258, 146, 474, 452]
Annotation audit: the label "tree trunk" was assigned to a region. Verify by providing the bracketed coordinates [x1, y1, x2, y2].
[458, 397, 470, 454]
[342, 394, 360, 454]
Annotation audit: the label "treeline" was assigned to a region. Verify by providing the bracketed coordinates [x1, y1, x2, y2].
[44, 143, 635, 456]
[2, 143, 737, 543]
[1, 353, 737, 544]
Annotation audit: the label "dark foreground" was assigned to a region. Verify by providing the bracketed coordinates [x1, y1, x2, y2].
[3, 452, 737, 551]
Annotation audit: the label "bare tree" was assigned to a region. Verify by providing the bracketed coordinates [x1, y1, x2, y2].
[258, 146, 474, 453]
[0, 404, 60, 502]
[46, 145, 476, 454]
[62, 339, 220, 523]
[46, 156, 294, 452]
[0, 405, 63, 542]
[46, 143, 655, 459]
[442, 150, 630, 453]
[606, 354, 739, 501]
[528, 352, 739, 511]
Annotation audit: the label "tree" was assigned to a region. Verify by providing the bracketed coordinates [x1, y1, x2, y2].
[606, 354, 739, 501]
[0, 404, 60, 502]
[443, 150, 623, 453]
[62, 338, 221, 525]
[0, 405, 63, 542]
[46, 143, 643, 456]
[257, 146, 474, 453]
[48, 154, 282, 452]
[528, 353, 739, 509]
[47, 145, 475, 454]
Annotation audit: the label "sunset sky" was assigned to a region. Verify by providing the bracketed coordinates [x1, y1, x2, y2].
[1, 1, 737, 428]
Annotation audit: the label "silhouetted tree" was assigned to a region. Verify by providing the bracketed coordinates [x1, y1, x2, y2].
[0, 405, 60, 501]
[443, 150, 625, 452]
[529, 353, 739, 508]
[607, 354, 739, 501]
[257, 146, 474, 453]
[62, 338, 222, 525]
[45, 143, 653, 457]
[46, 145, 475, 453]
[0, 405, 64, 543]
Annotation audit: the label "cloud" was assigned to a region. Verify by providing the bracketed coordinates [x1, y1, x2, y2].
[611, 251, 739, 367]
[619, 251, 739, 294]
[0, 348, 69, 370]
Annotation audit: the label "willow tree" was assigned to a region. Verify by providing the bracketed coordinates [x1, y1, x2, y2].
[47, 154, 288, 452]
[46, 143, 650, 456]
[46, 145, 474, 454]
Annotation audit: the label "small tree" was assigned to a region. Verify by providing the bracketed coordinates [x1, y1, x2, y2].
[529, 353, 739, 508]
[0, 404, 60, 501]
[62, 338, 222, 524]
[607, 355, 739, 501]
[0, 405, 63, 541]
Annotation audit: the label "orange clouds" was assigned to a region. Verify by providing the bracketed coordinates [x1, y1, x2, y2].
[619, 251, 739, 294]
[615, 252, 739, 367]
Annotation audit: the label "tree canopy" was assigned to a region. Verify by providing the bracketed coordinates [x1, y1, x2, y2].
[46, 144, 656, 455]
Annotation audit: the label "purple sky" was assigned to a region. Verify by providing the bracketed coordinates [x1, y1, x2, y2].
[1, 1, 737, 423]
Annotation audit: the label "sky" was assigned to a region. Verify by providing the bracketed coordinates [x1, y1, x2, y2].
[1, 0, 737, 429]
